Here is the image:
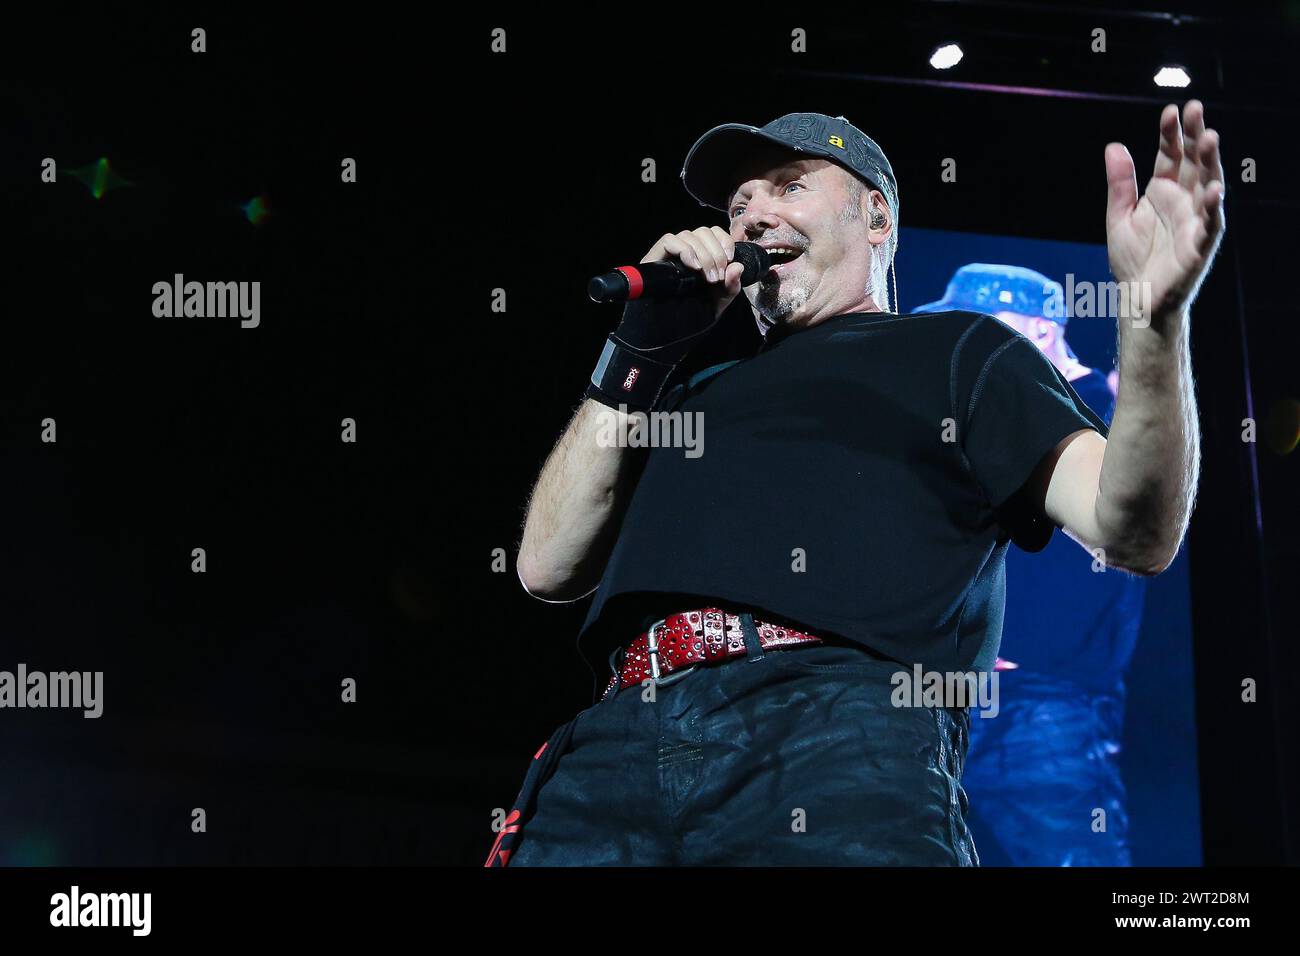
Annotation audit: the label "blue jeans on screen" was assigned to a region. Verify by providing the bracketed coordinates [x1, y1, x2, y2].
[962, 672, 1130, 866]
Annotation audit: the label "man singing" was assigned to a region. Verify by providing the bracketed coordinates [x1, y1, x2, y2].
[486, 105, 1223, 866]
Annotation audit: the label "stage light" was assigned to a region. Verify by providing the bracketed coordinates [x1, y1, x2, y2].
[930, 43, 963, 70]
[1154, 65, 1191, 87]
[67, 157, 131, 199]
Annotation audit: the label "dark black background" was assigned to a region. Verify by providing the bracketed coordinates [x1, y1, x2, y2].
[1, 3, 1296, 866]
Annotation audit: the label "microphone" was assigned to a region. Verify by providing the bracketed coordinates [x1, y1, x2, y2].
[587, 242, 771, 303]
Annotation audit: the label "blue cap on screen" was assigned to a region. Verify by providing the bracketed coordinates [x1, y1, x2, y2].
[912, 263, 1068, 324]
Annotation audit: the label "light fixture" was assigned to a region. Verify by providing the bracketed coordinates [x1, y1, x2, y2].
[1154, 65, 1191, 87]
[930, 43, 963, 70]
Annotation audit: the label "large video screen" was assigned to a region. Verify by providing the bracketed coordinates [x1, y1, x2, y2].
[899, 227, 1201, 866]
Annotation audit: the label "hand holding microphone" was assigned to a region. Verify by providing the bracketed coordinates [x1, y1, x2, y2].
[585, 228, 769, 412]
[588, 228, 771, 317]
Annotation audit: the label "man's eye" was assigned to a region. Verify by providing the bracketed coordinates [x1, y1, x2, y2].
[730, 182, 800, 216]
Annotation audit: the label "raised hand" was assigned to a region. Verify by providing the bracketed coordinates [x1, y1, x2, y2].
[1104, 99, 1226, 326]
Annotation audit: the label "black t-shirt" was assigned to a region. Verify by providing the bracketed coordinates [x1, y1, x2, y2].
[577, 310, 1110, 680]
[998, 369, 1146, 689]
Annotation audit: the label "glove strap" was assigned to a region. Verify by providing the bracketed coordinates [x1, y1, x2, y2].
[585, 336, 677, 412]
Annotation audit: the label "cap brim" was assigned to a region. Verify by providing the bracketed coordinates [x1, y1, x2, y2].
[681, 124, 832, 212]
[909, 299, 951, 314]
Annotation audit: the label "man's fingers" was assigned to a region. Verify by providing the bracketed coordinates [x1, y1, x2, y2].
[639, 233, 671, 264]
[711, 226, 738, 279]
[1199, 128, 1225, 187]
[1182, 99, 1206, 141]
[1155, 103, 1183, 180]
[709, 226, 736, 259]
[668, 232, 702, 270]
[1201, 180, 1226, 250]
[1105, 142, 1139, 229]
[724, 261, 744, 295]
[692, 227, 730, 282]
[1178, 100, 1210, 192]
[642, 226, 741, 284]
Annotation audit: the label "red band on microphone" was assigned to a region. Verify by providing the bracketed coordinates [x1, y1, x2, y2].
[615, 265, 644, 300]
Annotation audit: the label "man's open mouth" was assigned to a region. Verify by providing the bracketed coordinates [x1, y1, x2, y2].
[764, 246, 805, 273]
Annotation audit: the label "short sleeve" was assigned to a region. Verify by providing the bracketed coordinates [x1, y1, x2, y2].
[963, 336, 1110, 551]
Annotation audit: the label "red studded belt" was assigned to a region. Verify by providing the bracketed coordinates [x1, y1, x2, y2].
[601, 608, 825, 699]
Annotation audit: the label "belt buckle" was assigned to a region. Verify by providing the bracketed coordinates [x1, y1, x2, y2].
[646, 616, 698, 688]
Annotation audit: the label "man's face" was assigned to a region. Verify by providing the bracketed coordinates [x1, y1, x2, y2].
[993, 311, 1059, 355]
[726, 145, 885, 332]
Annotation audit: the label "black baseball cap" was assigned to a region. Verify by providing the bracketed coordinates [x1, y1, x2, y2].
[680, 112, 900, 226]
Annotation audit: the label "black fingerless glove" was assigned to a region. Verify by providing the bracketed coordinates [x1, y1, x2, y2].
[585, 293, 717, 412]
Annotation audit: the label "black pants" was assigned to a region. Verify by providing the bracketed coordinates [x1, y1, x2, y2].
[492, 641, 979, 866]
